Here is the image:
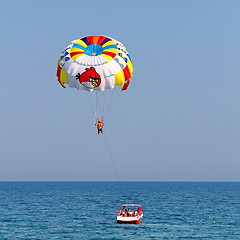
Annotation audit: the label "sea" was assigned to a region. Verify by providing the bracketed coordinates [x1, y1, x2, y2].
[0, 182, 239, 239]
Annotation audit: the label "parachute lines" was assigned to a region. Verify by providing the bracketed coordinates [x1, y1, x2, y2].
[104, 132, 120, 181]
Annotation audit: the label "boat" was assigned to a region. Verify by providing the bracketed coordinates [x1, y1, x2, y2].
[117, 204, 143, 224]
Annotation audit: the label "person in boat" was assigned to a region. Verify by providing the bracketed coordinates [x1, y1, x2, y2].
[121, 207, 128, 217]
[127, 209, 133, 217]
[95, 118, 104, 135]
[134, 210, 138, 216]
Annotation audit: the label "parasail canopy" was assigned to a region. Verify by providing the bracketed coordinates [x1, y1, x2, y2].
[57, 35, 134, 92]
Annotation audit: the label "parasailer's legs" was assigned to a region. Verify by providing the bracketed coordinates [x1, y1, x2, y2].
[98, 128, 104, 135]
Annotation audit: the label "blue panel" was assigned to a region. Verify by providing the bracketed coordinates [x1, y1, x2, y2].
[72, 44, 86, 50]
[102, 44, 117, 50]
[84, 44, 103, 56]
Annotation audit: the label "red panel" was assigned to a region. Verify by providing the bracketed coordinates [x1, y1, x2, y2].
[102, 51, 116, 58]
[56, 66, 66, 88]
[123, 65, 131, 80]
[56, 65, 61, 77]
[122, 80, 130, 91]
[70, 51, 84, 57]
[87, 36, 94, 45]
[58, 79, 66, 88]
[97, 36, 107, 45]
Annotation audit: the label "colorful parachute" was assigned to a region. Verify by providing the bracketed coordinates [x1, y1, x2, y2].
[56, 35, 134, 120]
[57, 36, 133, 119]
[57, 35, 133, 92]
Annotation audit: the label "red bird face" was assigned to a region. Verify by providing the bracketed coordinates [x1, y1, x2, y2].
[76, 67, 101, 89]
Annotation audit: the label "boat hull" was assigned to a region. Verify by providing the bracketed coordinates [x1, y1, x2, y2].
[117, 214, 143, 224]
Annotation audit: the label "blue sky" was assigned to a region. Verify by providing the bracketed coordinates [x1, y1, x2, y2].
[0, 0, 239, 181]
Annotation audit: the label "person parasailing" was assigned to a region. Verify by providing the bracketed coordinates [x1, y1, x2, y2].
[95, 118, 104, 135]
[56, 35, 134, 135]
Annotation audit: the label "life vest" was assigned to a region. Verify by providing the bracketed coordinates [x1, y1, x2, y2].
[97, 122, 104, 128]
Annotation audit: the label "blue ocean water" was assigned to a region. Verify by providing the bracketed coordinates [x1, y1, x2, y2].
[0, 182, 240, 239]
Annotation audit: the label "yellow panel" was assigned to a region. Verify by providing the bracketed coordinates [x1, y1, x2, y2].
[71, 53, 84, 61]
[60, 69, 68, 84]
[127, 60, 134, 74]
[102, 40, 116, 48]
[115, 70, 125, 86]
[57, 57, 61, 66]
[101, 54, 114, 62]
[104, 48, 118, 54]
[70, 48, 85, 53]
[74, 39, 88, 48]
